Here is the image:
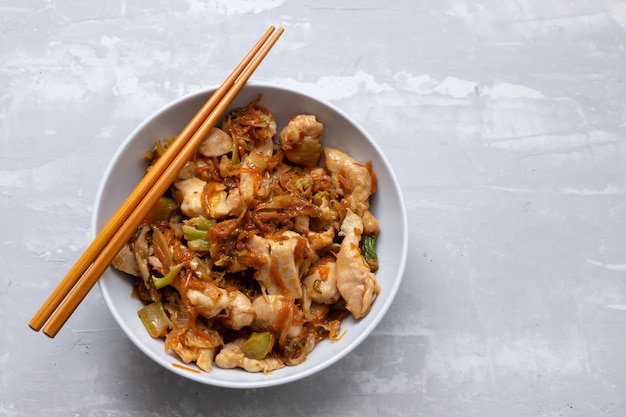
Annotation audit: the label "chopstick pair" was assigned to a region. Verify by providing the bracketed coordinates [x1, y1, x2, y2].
[29, 26, 284, 338]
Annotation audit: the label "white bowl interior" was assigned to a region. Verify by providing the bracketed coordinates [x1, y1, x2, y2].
[93, 83, 408, 388]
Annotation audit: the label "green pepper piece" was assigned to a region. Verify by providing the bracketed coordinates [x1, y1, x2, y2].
[182, 224, 208, 241]
[182, 216, 215, 252]
[241, 332, 275, 360]
[138, 302, 171, 338]
[148, 196, 179, 222]
[187, 239, 211, 252]
[360, 235, 379, 272]
[152, 264, 182, 289]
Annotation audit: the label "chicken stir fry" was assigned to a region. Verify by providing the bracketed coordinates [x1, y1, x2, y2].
[113, 95, 380, 373]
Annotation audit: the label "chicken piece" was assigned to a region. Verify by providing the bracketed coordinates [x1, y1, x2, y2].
[174, 176, 244, 220]
[336, 209, 380, 319]
[172, 177, 207, 218]
[303, 255, 340, 304]
[314, 192, 342, 228]
[218, 155, 232, 178]
[362, 209, 380, 235]
[215, 338, 284, 373]
[224, 290, 255, 330]
[169, 341, 218, 372]
[165, 325, 223, 372]
[246, 234, 269, 269]
[251, 295, 292, 331]
[246, 231, 306, 299]
[196, 348, 218, 372]
[186, 282, 230, 319]
[239, 152, 267, 204]
[265, 231, 306, 298]
[251, 295, 297, 345]
[223, 189, 244, 217]
[112, 244, 141, 277]
[198, 127, 233, 157]
[324, 147, 373, 216]
[204, 183, 244, 219]
[280, 115, 323, 167]
[307, 227, 335, 252]
[239, 170, 257, 204]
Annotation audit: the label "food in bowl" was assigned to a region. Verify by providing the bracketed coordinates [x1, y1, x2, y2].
[95, 83, 407, 388]
[111, 94, 381, 374]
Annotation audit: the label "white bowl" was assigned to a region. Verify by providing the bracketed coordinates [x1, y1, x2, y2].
[93, 83, 408, 388]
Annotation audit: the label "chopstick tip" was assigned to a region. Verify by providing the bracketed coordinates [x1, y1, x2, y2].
[28, 322, 42, 332]
[42, 326, 59, 339]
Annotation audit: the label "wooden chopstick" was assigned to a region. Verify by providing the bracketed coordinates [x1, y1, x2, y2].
[29, 26, 284, 337]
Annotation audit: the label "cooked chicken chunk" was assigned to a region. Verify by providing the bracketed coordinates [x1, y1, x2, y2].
[215, 338, 284, 373]
[280, 114, 323, 167]
[239, 152, 266, 204]
[198, 127, 233, 157]
[173, 177, 206, 218]
[307, 227, 335, 252]
[303, 255, 340, 304]
[204, 183, 244, 219]
[196, 348, 218, 372]
[112, 245, 141, 277]
[246, 231, 306, 299]
[251, 295, 293, 332]
[336, 209, 380, 319]
[170, 342, 218, 373]
[324, 147, 373, 216]
[165, 324, 223, 372]
[186, 283, 230, 318]
[251, 295, 298, 345]
[266, 231, 305, 298]
[362, 209, 380, 235]
[224, 290, 255, 330]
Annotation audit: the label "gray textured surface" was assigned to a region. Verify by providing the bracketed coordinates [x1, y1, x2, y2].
[3, 1, 626, 416]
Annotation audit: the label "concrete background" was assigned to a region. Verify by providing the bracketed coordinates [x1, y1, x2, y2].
[2, 1, 626, 415]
